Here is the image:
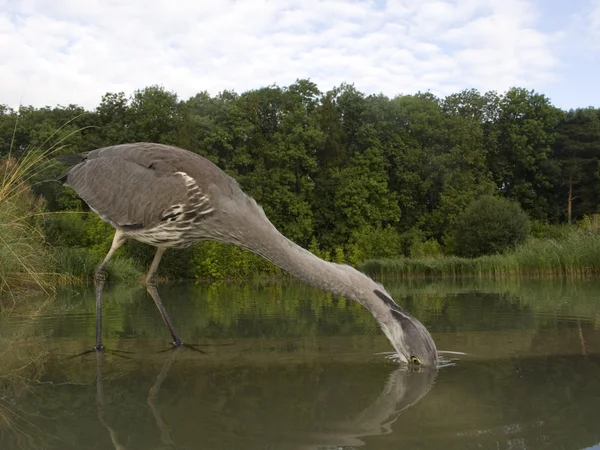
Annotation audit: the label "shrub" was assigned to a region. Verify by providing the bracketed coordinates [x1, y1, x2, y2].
[346, 225, 400, 265]
[455, 196, 530, 258]
[411, 238, 443, 259]
[43, 212, 90, 247]
[308, 236, 331, 261]
[191, 241, 279, 280]
[530, 220, 571, 240]
[579, 214, 600, 233]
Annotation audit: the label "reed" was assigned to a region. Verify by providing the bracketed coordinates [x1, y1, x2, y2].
[359, 231, 600, 279]
[0, 117, 97, 295]
[0, 157, 54, 296]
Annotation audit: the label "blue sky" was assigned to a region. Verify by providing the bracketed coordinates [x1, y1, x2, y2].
[0, 0, 598, 110]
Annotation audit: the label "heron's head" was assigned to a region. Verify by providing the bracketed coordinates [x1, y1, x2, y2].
[373, 289, 438, 368]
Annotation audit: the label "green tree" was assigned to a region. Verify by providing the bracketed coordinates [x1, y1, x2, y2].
[455, 196, 530, 257]
[96, 92, 132, 145]
[313, 86, 400, 249]
[430, 90, 496, 242]
[128, 86, 182, 143]
[4, 81, 595, 279]
[487, 88, 563, 221]
[231, 81, 323, 245]
[553, 108, 600, 222]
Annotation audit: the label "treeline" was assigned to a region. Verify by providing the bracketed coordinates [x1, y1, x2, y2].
[1, 80, 600, 279]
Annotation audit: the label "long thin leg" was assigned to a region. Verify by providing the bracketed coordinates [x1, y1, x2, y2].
[94, 231, 126, 351]
[146, 247, 182, 347]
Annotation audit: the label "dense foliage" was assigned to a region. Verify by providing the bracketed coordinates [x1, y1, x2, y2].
[455, 196, 530, 257]
[1, 81, 599, 279]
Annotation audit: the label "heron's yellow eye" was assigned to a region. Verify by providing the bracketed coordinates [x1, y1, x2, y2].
[410, 356, 421, 365]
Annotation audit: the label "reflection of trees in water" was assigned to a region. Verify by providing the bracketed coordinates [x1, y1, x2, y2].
[43, 279, 600, 349]
[49, 282, 384, 344]
[0, 346, 179, 450]
[385, 278, 600, 327]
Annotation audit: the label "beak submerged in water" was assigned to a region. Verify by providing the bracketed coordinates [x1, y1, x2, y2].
[373, 289, 438, 368]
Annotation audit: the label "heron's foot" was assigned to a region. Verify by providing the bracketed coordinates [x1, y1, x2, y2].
[158, 342, 206, 354]
[65, 347, 133, 360]
[94, 344, 133, 355]
[66, 349, 97, 359]
[181, 343, 206, 353]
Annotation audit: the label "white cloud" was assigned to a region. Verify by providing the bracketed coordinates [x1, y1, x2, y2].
[586, 0, 600, 49]
[0, 0, 563, 109]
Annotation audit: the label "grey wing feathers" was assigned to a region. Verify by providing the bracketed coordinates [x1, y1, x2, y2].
[64, 154, 190, 229]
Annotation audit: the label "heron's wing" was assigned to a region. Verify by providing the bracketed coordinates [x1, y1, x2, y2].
[64, 155, 191, 229]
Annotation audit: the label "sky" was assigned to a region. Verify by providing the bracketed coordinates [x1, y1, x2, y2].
[0, 0, 599, 110]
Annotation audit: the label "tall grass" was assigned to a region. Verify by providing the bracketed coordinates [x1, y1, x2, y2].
[359, 231, 600, 279]
[0, 158, 54, 296]
[0, 114, 88, 295]
[53, 247, 141, 284]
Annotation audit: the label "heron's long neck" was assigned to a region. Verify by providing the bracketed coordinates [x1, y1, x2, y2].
[234, 208, 380, 306]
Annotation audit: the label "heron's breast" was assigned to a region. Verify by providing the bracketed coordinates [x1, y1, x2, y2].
[124, 223, 197, 248]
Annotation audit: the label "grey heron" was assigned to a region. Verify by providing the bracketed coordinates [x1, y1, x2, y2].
[58, 143, 437, 367]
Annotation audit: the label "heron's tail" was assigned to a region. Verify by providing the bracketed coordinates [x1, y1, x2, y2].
[56, 153, 87, 183]
[56, 153, 86, 166]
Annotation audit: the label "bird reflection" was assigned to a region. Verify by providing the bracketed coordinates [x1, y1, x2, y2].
[147, 347, 180, 448]
[95, 351, 129, 450]
[300, 366, 437, 449]
[95, 349, 181, 450]
[94, 351, 436, 450]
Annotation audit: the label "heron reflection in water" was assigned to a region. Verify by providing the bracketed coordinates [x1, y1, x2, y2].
[95, 349, 181, 450]
[299, 367, 437, 449]
[93, 351, 436, 450]
[59, 143, 437, 366]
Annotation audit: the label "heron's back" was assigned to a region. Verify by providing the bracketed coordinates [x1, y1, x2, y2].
[59, 143, 245, 247]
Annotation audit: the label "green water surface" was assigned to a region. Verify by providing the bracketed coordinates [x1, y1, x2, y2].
[0, 279, 599, 449]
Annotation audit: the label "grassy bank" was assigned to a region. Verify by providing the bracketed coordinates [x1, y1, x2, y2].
[359, 230, 600, 279]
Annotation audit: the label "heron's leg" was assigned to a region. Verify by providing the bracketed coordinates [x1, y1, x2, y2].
[94, 231, 126, 351]
[146, 248, 182, 347]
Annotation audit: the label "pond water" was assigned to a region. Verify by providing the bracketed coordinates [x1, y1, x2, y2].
[1, 279, 599, 450]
